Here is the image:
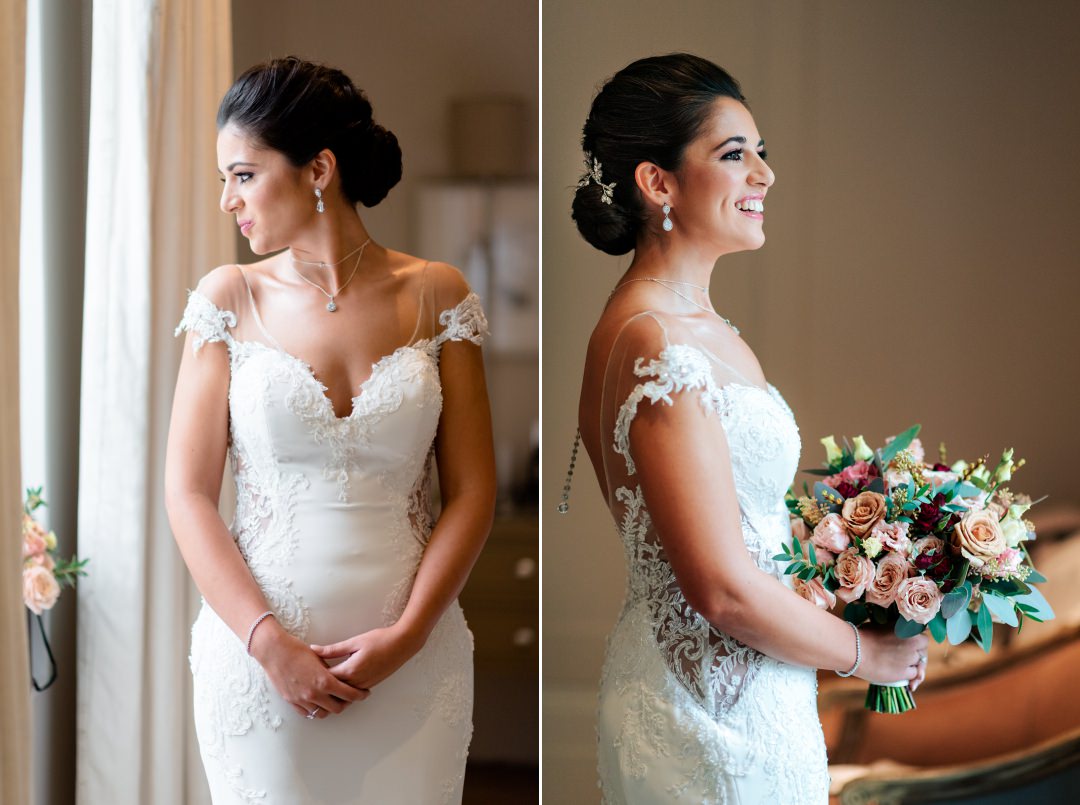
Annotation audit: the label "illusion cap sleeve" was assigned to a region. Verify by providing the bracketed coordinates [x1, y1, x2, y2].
[174, 289, 238, 353]
[435, 291, 489, 346]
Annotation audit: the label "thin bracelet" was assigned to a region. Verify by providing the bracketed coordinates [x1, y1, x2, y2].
[245, 610, 275, 655]
[835, 621, 861, 678]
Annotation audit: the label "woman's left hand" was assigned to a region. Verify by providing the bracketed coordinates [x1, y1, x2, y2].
[309, 624, 426, 691]
[911, 648, 928, 692]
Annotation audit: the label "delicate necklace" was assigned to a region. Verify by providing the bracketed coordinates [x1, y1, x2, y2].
[289, 237, 371, 312]
[609, 276, 740, 335]
[290, 239, 370, 268]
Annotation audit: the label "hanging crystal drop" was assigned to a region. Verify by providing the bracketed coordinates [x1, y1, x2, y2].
[326, 299, 337, 312]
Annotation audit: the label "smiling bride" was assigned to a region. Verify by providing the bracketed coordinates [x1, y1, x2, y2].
[164, 56, 495, 804]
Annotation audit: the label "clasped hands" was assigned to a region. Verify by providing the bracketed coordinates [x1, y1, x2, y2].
[253, 619, 424, 720]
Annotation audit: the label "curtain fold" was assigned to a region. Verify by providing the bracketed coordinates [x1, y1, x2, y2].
[76, 1, 233, 802]
[0, 3, 31, 805]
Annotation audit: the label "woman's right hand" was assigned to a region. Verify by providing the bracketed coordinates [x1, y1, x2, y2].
[250, 619, 369, 719]
[857, 628, 929, 686]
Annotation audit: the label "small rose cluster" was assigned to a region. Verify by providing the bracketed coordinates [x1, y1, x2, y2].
[778, 427, 1051, 653]
[21, 488, 87, 615]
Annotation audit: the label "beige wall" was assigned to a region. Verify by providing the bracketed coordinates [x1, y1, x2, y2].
[543, 1, 1080, 800]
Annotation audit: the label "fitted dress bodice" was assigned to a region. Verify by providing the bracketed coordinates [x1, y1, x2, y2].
[175, 265, 487, 804]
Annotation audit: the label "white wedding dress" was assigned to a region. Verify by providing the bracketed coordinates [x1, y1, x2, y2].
[175, 264, 486, 804]
[594, 312, 829, 804]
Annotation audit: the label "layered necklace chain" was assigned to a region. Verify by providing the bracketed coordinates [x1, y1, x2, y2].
[609, 277, 740, 335]
[288, 237, 371, 312]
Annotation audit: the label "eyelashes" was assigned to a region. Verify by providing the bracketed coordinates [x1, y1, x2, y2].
[219, 172, 254, 184]
[721, 149, 768, 162]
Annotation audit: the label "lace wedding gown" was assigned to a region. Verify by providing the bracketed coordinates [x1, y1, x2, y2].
[175, 264, 486, 804]
[594, 312, 829, 804]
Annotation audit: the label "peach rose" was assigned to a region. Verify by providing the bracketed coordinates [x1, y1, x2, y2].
[790, 518, 811, 544]
[953, 509, 1007, 569]
[812, 513, 851, 553]
[834, 548, 876, 603]
[895, 576, 942, 624]
[885, 468, 913, 489]
[869, 520, 911, 555]
[794, 577, 837, 610]
[865, 553, 914, 608]
[841, 491, 887, 537]
[22, 517, 48, 559]
[23, 566, 60, 615]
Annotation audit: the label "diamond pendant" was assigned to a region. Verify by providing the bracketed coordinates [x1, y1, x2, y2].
[326, 299, 337, 312]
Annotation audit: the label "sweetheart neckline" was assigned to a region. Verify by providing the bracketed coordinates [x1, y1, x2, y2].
[235, 337, 436, 422]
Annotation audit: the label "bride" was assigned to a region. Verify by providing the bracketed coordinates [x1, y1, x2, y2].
[164, 57, 495, 803]
[568, 53, 927, 803]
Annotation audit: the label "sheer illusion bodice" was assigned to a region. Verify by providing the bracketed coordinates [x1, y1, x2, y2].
[175, 263, 486, 804]
[593, 312, 829, 804]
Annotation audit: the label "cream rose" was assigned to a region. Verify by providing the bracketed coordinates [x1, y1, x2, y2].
[999, 516, 1029, 548]
[953, 509, 1007, 568]
[23, 566, 60, 615]
[811, 513, 851, 553]
[895, 576, 942, 624]
[794, 577, 837, 610]
[841, 491, 887, 537]
[834, 548, 876, 603]
[866, 553, 914, 608]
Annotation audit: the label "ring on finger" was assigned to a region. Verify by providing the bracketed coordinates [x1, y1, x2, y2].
[306, 706, 320, 719]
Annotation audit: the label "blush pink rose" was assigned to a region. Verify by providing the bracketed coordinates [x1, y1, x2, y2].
[886, 436, 925, 463]
[885, 468, 913, 490]
[895, 576, 942, 624]
[992, 548, 1023, 578]
[923, 469, 959, 492]
[824, 460, 876, 490]
[794, 577, 837, 610]
[23, 566, 60, 615]
[869, 520, 911, 555]
[865, 553, 914, 608]
[22, 518, 48, 560]
[953, 510, 1007, 569]
[834, 548, 876, 603]
[912, 536, 945, 558]
[812, 513, 851, 553]
[790, 518, 811, 543]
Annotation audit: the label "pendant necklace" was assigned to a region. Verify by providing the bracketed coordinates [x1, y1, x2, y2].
[289, 237, 371, 312]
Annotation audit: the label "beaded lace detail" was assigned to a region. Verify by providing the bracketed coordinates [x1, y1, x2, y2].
[177, 285, 484, 803]
[597, 338, 829, 803]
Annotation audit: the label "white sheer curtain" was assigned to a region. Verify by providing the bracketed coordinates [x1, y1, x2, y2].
[76, 1, 233, 802]
[0, 1, 31, 802]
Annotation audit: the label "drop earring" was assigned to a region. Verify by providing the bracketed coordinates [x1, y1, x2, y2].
[315, 187, 325, 214]
[662, 203, 673, 232]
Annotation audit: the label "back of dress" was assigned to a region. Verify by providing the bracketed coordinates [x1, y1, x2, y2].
[591, 311, 829, 804]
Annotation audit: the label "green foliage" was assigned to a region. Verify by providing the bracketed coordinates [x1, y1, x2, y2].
[894, 617, 927, 638]
[843, 602, 869, 625]
[940, 582, 972, 620]
[972, 600, 993, 652]
[981, 592, 1019, 627]
[946, 606, 973, 645]
[877, 424, 921, 467]
[928, 612, 947, 642]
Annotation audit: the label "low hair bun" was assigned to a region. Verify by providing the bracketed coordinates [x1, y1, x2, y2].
[572, 182, 638, 256]
[341, 122, 403, 208]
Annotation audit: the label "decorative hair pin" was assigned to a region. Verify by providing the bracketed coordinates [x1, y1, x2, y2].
[578, 152, 616, 205]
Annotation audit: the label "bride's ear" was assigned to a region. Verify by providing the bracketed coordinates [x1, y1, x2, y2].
[634, 162, 675, 211]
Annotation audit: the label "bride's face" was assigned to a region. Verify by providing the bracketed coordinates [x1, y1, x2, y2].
[669, 97, 774, 255]
[217, 123, 313, 255]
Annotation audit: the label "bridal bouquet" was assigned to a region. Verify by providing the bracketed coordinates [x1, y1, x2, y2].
[775, 425, 1053, 713]
[22, 487, 88, 614]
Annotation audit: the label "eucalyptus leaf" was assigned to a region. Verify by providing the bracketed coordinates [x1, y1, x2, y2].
[955, 481, 982, 497]
[928, 613, 947, 642]
[894, 617, 927, 638]
[843, 602, 869, 625]
[1026, 567, 1047, 584]
[866, 477, 885, 494]
[981, 592, 1019, 627]
[772, 552, 790, 562]
[807, 542, 817, 567]
[974, 601, 993, 653]
[946, 607, 973, 645]
[814, 482, 841, 509]
[941, 585, 971, 620]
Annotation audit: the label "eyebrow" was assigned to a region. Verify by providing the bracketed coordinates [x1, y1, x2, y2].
[712, 136, 766, 151]
[217, 161, 258, 174]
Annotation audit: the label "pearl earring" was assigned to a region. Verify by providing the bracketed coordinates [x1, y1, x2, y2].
[662, 203, 673, 232]
[315, 187, 325, 214]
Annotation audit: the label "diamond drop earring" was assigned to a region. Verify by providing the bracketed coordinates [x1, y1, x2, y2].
[315, 187, 325, 214]
[662, 203, 673, 232]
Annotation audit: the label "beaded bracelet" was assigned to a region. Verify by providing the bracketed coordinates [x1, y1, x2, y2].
[835, 621, 861, 678]
[245, 610, 275, 655]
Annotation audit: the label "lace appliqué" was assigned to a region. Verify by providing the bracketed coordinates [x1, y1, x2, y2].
[599, 341, 827, 803]
[175, 289, 237, 352]
[436, 291, 489, 346]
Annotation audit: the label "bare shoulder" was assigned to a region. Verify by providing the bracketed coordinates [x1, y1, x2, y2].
[189, 263, 249, 313]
